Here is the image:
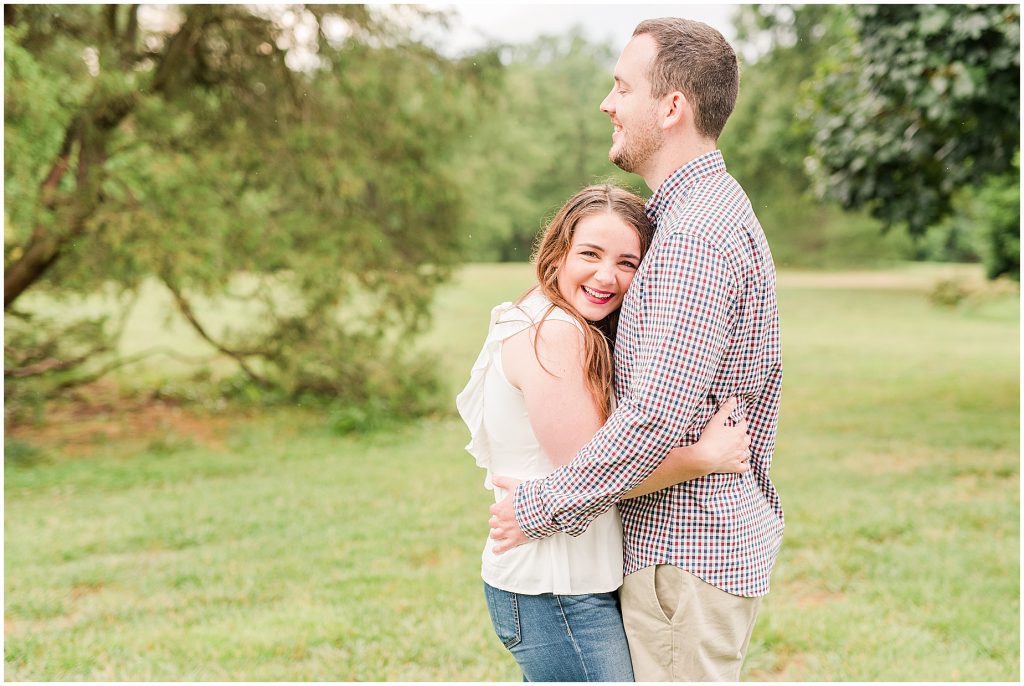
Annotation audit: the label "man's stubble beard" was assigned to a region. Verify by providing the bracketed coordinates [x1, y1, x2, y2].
[609, 107, 663, 175]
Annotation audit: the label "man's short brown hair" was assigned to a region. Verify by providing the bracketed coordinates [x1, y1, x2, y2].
[633, 18, 739, 141]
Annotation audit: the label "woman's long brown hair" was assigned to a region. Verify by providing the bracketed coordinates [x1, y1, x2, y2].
[518, 184, 653, 422]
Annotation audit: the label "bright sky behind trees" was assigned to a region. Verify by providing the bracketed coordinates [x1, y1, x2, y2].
[438, 3, 739, 55]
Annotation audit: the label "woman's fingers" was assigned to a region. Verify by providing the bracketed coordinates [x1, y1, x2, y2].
[711, 396, 739, 423]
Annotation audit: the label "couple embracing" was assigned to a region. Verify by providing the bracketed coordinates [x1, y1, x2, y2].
[457, 17, 784, 682]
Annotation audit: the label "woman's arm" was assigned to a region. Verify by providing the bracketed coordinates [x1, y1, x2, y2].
[501, 320, 604, 468]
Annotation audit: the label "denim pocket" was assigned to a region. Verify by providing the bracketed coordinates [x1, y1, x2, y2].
[483, 583, 522, 649]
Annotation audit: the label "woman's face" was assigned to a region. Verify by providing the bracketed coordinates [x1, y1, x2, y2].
[556, 211, 642, 322]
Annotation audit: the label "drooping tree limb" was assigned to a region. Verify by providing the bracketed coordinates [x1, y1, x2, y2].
[51, 348, 181, 392]
[5, 348, 107, 379]
[160, 276, 272, 387]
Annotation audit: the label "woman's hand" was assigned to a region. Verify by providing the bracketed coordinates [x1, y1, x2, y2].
[692, 397, 752, 474]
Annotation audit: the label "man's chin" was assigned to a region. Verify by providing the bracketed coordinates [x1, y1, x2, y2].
[610, 151, 636, 174]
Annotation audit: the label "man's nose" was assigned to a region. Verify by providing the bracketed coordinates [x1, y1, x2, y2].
[600, 91, 614, 114]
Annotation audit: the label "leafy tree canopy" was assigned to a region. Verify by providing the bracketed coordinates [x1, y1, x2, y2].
[806, 4, 1020, 236]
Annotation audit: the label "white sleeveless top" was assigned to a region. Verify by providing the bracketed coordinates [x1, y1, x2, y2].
[456, 290, 624, 595]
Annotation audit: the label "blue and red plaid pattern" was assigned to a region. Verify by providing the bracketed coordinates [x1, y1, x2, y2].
[514, 151, 784, 597]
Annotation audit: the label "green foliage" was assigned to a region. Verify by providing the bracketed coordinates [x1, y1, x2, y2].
[806, 5, 1020, 237]
[4, 5, 489, 411]
[919, 152, 1020, 278]
[928, 277, 972, 308]
[3, 24, 87, 231]
[971, 159, 1020, 281]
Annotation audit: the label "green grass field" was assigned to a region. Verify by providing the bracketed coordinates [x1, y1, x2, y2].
[5, 263, 1019, 680]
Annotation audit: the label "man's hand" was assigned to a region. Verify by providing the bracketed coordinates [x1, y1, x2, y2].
[488, 476, 528, 554]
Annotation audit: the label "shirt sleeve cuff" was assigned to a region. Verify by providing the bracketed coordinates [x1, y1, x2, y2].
[513, 479, 559, 539]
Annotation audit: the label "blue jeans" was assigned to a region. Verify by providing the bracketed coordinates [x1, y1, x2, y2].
[483, 581, 635, 682]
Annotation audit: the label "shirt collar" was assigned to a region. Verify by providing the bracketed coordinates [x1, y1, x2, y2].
[645, 150, 727, 225]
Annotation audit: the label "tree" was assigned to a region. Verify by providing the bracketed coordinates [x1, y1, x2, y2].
[806, 4, 1020, 241]
[4, 4, 495, 413]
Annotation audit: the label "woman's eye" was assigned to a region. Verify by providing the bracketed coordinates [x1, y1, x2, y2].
[580, 250, 599, 258]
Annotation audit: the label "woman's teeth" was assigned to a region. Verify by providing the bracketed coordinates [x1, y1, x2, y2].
[583, 286, 612, 300]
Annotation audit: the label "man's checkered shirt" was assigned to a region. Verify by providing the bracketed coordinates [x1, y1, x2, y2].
[514, 151, 784, 597]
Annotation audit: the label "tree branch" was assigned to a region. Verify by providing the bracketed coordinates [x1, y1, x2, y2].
[39, 123, 77, 204]
[150, 7, 207, 97]
[51, 348, 169, 391]
[160, 276, 272, 387]
[5, 349, 105, 379]
[123, 5, 139, 58]
[105, 4, 118, 40]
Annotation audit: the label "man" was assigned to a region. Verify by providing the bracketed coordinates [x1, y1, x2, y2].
[488, 18, 784, 681]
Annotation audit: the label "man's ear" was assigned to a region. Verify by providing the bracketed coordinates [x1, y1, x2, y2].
[661, 91, 687, 130]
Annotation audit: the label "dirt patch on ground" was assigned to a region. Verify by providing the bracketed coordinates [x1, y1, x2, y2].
[5, 381, 242, 456]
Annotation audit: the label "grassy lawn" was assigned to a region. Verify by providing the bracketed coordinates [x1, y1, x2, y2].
[4, 263, 1019, 680]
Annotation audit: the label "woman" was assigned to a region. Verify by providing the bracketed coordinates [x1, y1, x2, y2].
[456, 185, 751, 682]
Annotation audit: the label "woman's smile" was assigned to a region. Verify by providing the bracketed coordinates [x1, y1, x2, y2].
[582, 285, 615, 304]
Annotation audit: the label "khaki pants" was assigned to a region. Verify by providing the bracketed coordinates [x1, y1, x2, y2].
[620, 565, 761, 681]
